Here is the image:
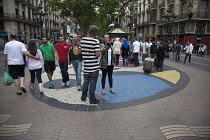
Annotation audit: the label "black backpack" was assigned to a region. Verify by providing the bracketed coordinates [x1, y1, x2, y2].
[151, 44, 157, 54]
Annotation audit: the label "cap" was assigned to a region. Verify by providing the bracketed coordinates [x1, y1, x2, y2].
[89, 25, 99, 32]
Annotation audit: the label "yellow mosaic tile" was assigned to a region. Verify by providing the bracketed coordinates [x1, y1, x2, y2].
[151, 70, 180, 84]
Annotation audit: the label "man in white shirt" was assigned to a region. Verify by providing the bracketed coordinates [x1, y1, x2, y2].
[4, 34, 40, 95]
[183, 42, 193, 64]
[132, 38, 141, 66]
[140, 39, 151, 65]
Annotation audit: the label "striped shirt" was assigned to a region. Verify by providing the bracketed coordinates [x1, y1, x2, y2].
[80, 37, 100, 74]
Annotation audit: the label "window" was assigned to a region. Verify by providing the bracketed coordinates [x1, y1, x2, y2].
[22, 6, 25, 17]
[0, 1, 3, 14]
[28, 9, 30, 19]
[24, 23, 26, 31]
[15, 4, 18, 15]
[0, 21, 4, 30]
[195, 22, 205, 33]
[199, 0, 208, 13]
[181, 2, 187, 16]
[17, 22, 20, 30]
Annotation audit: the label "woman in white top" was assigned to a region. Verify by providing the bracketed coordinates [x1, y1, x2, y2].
[100, 34, 116, 95]
[26, 41, 43, 94]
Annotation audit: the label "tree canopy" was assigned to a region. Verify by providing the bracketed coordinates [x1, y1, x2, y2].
[47, 0, 132, 35]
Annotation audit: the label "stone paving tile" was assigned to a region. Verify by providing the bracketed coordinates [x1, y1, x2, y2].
[0, 135, 24, 140]
[23, 131, 60, 140]
[128, 129, 166, 139]
[26, 121, 63, 133]
[169, 137, 202, 140]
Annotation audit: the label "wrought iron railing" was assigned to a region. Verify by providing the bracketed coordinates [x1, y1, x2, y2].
[159, 3, 165, 9]
[0, 13, 38, 25]
[168, 0, 175, 5]
[176, 12, 210, 20]
[150, 2, 157, 9]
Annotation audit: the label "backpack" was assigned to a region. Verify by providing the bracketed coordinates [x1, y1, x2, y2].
[150, 44, 157, 54]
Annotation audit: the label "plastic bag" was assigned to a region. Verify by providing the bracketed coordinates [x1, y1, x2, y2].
[3, 71, 14, 86]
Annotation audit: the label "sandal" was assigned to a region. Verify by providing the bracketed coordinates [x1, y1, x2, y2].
[30, 86, 34, 90]
[110, 89, 116, 94]
[101, 90, 106, 95]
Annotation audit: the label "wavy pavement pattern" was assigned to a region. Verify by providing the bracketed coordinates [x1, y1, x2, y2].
[159, 125, 210, 139]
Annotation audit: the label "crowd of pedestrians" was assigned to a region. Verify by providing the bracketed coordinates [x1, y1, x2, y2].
[3, 25, 208, 104]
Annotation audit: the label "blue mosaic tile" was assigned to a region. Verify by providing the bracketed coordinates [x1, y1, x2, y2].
[95, 75, 171, 103]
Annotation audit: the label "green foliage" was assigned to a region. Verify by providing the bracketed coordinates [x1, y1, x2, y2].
[47, 0, 133, 35]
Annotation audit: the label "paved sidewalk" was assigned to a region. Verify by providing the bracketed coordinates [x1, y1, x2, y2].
[0, 57, 210, 140]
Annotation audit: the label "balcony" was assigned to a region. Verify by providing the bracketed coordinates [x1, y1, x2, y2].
[176, 13, 188, 20]
[168, 0, 175, 5]
[150, 2, 157, 9]
[142, 11, 145, 15]
[159, 3, 165, 9]
[156, 20, 162, 24]
[0, 13, 38, 25]
[193, 12, 210, 19]
[143, 21, 149, 26]
[176, 12, 210, 21]
[150, 18, 157, 24]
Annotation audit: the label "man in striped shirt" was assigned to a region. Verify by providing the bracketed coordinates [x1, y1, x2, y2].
[80, 25, 101, 104]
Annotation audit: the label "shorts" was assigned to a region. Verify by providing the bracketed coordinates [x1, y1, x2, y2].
[8, 65, 25, 79]
[44, 60, 56, 73]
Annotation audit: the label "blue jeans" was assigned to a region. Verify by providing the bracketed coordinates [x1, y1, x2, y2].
[157, 58, 164, 71]
[82, 70, 99, 102]
[72, 60, 82, 86]
[59, 60, 69, 83]
[142, 52, 148, 66]
[133, 53, 139, 65]
[123, 56, 128, 65]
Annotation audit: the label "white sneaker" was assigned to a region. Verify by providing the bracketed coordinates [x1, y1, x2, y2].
[61, 83, 67, 87]
[66, 81, 70, 87]
[78, 85, 81, 91]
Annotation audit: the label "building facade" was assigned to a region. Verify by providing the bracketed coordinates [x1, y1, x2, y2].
[122, 0, 210, 47]
[0, 0, 67, 49]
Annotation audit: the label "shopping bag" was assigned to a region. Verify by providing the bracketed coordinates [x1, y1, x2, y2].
[3, 71, 14, 86]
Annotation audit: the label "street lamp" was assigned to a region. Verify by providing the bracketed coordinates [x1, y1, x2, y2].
[161, 9, 176, 58]
[161, 9, 176, 44]
[33, 1, 48, 39]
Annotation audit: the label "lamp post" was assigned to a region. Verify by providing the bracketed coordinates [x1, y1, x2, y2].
[187, 3, 193, 42]
[161, 9, 176, 55]
[33, 1, 48, 39]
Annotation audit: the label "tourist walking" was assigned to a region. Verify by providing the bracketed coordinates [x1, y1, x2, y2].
[150, 41, 157, 58]
[197, 45, 203, 57]
[132, 38, 141, 66]
[156, 44, 167, 72]
[100, 34, 116, 95]
[140, 39, 151, 66]
[55, 36, 70, 87]
[69, 34, 82, 91]
[183, 42, 193, 64]
[3, 34, 40, 95]
[80, 25, 101, 104]
[27, 41, 43, 94]
[40, 37, 56, 88]
[121, 39, 130, 66]
[112, 38, 122, 66]
[175, 43, 181, 62]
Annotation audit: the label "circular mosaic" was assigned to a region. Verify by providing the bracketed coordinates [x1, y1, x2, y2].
[30, 65, 189, 111]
